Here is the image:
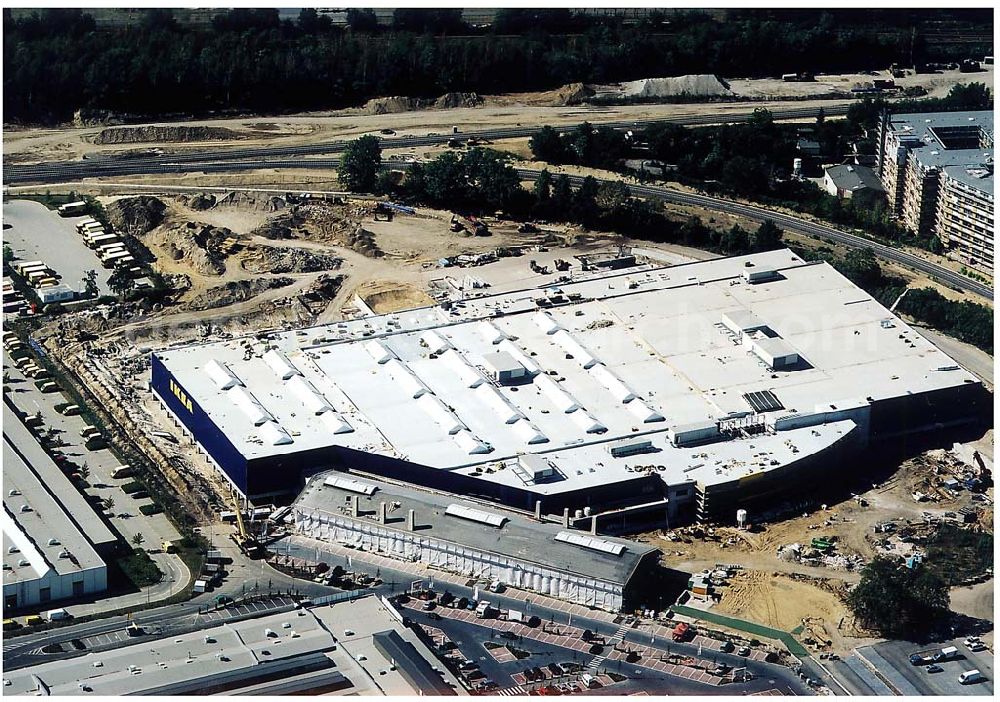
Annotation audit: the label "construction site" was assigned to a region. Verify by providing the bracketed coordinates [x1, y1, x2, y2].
[0, 171, 986, 686]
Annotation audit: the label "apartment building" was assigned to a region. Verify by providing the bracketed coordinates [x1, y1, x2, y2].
[876, 110, 994, 275]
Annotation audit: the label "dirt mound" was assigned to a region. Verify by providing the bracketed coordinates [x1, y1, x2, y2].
[357, 280, 434, 314]
[344, 223, 383, 258]
[182, 276, 294, 312]
[157, 222, 234, 276]
[362, 96, 424, 115]
[175, 193, 217, 211]
[104, 196, 166, 234]
[554, 82, 594, 105]
[92, 125, 244, 145]
[240, 246, 342, 274]
[621, 74, 731, 98]
[434, 92, 484, 109]
[214, 191, 286, 212]
[72, 108, 126, 127]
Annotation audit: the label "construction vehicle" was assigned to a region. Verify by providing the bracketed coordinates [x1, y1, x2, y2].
[230, 492, 264, 558]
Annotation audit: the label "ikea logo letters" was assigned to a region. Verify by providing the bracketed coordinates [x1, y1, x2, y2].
[169, 378, 194, 413]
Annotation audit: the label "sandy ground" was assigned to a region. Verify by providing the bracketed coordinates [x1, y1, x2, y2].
[5, 67, 990, 164]
[356, 279, 435, 314]
[715, 570, 850, 634]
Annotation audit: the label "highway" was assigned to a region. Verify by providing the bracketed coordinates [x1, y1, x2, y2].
[3, 104, 847, 185]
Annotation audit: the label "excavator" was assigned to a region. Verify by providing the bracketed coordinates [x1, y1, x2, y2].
[230, 491, 264, 559]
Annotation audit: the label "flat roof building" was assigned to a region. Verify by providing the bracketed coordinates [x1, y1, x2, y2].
[3, 403, 113, 611]
[292, 472, 660, 612]
[152, 250, 984, 525]
[876, 110, 994, 274]
[3, 595, 457, 696]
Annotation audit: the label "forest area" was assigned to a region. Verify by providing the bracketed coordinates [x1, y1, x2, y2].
[3, 7, 992, 124]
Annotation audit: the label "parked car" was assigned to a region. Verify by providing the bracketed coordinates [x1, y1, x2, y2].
[720, 641, 735, 653]
[926, 665, 943, 673]
[738, 646, 751, 657]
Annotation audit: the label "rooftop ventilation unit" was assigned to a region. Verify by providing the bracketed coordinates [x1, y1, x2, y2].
[259, 422, 293, 446]
[204, 359, 242, 390]
[263, 349, 301, 380]
[287, 375, 334, 415]
[445, 504, 507, 528]
[554, 530, 626, 556]
[323, 475, 378, 495]
[364, 340, 395, 365]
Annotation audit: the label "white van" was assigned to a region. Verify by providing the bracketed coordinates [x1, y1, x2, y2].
[960, 670, 984, 685]
[44, 608, 70, 621]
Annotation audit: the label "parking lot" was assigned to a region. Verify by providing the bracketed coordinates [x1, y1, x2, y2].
[3, 347, 186, 615]
[3, 199, 113, 296]
[864, 637, 994, 696]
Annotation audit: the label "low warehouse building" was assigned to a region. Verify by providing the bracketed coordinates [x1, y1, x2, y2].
[3, 404, 113, 610]
[292, 472, 660, 612]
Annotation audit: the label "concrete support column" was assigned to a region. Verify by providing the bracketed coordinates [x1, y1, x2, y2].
[562, 507, 570, 528]
[407, 509, 416, 532]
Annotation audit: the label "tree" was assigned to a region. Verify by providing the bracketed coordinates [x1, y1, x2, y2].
[108, 267, 135, 304]
[945, 82, 992, 110]
[83, 269, 98, 298]
[551, 175, 574, 215]
[78, 462, 90, 481]
[533, 169, 553, 215]
[529, 127, 568, 164]
[2, 244, 13, 263]
[752, 220, 784, 252]
[839, 247, 884, 290]
[131, 532, 145, 549]
[572, 176, 601, 227]
[297, 8, 331, 34]
[103, 497, 115, 513]
[338, 135, 382, 193]
[847, 557, 949, 637]
[345, 8, 378, 32]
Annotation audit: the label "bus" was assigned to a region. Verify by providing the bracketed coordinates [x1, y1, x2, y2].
[35, 277, 59, 288]
[113, 256, 135, 268]
[58, 201, 87, 217]
[14, 260, 44, 275]
[88, 234, 119, 249]
[102, 252, 130, 269]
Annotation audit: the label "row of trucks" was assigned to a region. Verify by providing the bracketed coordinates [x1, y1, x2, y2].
[75, 218, 138, 271]
[12, 260, 59, 290]
[909, 644, 986, 683]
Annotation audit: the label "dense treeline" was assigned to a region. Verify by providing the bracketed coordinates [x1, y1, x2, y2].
[529, 84, 992, 253]
[340, 139, 786, 259]
[3, 7, 988, 123]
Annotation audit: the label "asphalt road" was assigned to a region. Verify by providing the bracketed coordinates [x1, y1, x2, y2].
[2, 105, 847, 185]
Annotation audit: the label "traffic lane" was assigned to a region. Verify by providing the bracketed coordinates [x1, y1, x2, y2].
[618, 628, 809, 694]
[868, 638, 994, 696]
[822, 657, 886, 696]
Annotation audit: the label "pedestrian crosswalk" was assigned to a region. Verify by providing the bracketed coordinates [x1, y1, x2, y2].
[587, 623, 631, 671]
[496, 685, 526, 696]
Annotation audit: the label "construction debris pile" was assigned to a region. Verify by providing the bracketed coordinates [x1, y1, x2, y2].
[239, 246, 342, 275]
